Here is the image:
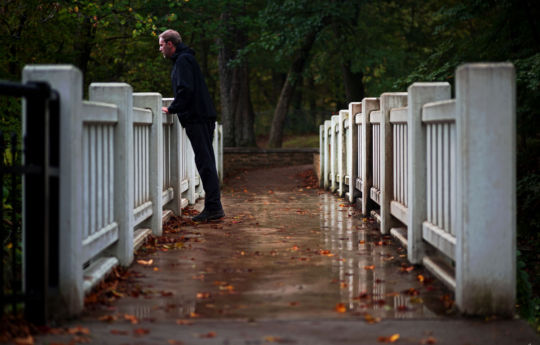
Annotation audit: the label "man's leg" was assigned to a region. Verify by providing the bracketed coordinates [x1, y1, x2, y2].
[185, 120, 223, 217]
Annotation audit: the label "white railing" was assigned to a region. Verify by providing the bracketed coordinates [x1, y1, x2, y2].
[22, 65, 223, 317]
[320, 63, 516, 316]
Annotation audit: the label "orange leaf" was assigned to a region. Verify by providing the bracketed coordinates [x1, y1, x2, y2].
[137, 259, 153, 265]
[377, 333, 400, 343]
[133, 328, 150, 336]
[67, 326, 90, 335]
[110, 329, 129, 335]
[364, 313, 381, 324]
[98, 314, 117, 322]
[417, 274, 425, 283]
[199, 331, 216, 338]
[196, 292, 211, 299]
[364, 265, 375, 270]
[421, 336, 437, 344]
[168, 340, 184, 345]
[124, 314, 139, 324]
[335, 303, 347, 313]
[14, 336, 34, 345]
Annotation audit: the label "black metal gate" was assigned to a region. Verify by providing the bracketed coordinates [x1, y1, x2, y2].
[0, 80, 60, 324]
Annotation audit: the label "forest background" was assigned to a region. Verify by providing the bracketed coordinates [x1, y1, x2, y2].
[0, 0, 538, 327]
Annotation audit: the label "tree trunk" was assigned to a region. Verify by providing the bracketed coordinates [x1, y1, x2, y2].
[342, 61, 364, 104]
[217, 9, 257, 147]
[232, 65, 256, 146]
[217, 12, 235, 146]
[268, 31, 318, 148]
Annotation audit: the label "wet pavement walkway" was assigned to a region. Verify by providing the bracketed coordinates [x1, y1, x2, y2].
[26, 165, 539, 344]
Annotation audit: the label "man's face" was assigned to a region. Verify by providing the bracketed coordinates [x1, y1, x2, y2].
[159, 38, 174, 59]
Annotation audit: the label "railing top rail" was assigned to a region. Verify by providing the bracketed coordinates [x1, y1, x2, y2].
[82, 100, 118, 124]
[133, 106, 153, 125]
[390, 106, 408, 124]
[422, 99, 456, 123]
[369, 110, 382, 124]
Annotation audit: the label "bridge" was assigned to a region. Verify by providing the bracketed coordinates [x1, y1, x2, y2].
[0, 64, 538, 344]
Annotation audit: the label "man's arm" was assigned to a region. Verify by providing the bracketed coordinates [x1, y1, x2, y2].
[167, 55, 195, 115]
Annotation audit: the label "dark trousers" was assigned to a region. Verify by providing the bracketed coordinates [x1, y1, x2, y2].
[184, 119, 222, 212]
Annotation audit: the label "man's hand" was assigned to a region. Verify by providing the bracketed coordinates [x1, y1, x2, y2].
[162, 106, 169, 114]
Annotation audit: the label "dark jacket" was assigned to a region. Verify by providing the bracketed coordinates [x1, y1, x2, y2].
[167, 43, 216, 126]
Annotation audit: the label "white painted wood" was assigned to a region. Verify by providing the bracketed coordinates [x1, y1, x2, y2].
[83, 256, 119, 294]
[133, 201, 153, 226]
[89, 83, 134, 267]
[407, 83, 451, 264]
[423, 255, 456, 291]
[134, 93, 163, 236]
[360, 98, 379, 215]
[82, 222, 119, 263]
[337, 110, 347, 196]
[347, 102, 362, 203]
[422, 221, 456, 260]
[390, 107, 407, 123]
[133, 228, 152, 251]
[422, 100, 456, 123]
[24, 64, 86, 316]
[390, 200, 408, 226]
[390, 227, 408, 248]
[379, 93, 407, 234]
[132, 107, 152, 124]
[324, 120, 331, 189]
[82, 101, 118, 123]
[455, 63, 516, 315]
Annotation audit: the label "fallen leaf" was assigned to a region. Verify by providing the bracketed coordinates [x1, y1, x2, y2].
[421, 336, 437, 344]
[153, 267, 159, 271]
[133, 328, 150, 336]
[364, 313, 381, 324]
[335, 303, 347, 313]
[137, 259, 153, 265]
[364, 265, 375, 270]
[417, 274, 425, 283]
[67, 326, 90, 335]
[14, 336, 34, 345]
[98, 314, 117, 322]
[199, 331, 216, 338]
[110, 329, 129, 335]
[377, 333, 400, 343]
[168, 340, 184, 345]
[196, 292, 211, 299]
[124, 314, 139, 324]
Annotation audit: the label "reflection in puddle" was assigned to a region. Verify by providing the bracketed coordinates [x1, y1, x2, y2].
[319, 193, 441, 318]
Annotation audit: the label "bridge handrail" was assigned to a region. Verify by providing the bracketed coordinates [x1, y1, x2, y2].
[22, 65, 223, 317]
[320, 63, 516, 316]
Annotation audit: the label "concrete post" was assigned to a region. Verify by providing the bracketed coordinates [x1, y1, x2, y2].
[337, 110, 347, 197]
[133, 93, 163, 236]
[187, 139, 197, 204]
[406, 83, 451, 264]
[168, 113, 183, 214]
[219, 124, 224, 184]
[89, 83, 134, 267]
[455, 63, 516, 316]
[347, 102, 362, 203]
[379, 93, 408, 234]
[323, 120, 331, 189]
[360, 98, 379, 215]
[23, 65, 84, 316]
[319, 125, 324, 188]
[330, 115, 339, 193]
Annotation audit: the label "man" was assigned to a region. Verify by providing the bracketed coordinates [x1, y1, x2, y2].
[159, 29, 225, 222]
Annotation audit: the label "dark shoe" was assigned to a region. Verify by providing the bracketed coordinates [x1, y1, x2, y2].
[192, 208, 225, 222]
